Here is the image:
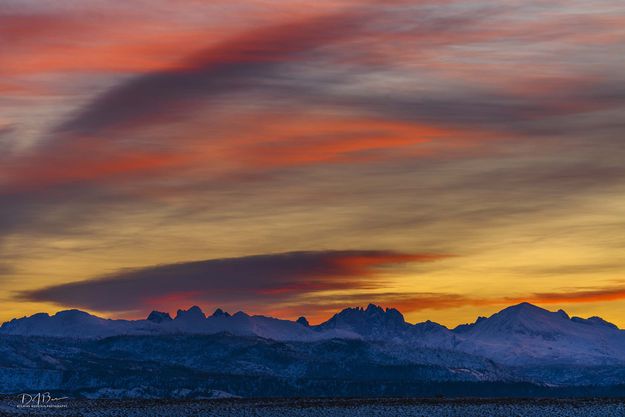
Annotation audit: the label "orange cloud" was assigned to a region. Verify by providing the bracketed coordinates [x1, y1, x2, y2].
[0, 12, 231, 76]
[0, 3, 367, 77]
[1, 142, 192, 193]
[512, 287, 625, 305]
[1, 109, 495, 197]
[228, 115, 490, 169]
[278, 285, 625, 324]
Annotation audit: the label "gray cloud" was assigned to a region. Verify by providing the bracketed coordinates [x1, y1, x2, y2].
[18, 250, 446, 313]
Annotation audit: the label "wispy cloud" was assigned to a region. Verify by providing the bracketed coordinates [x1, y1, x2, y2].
[2, 0, 625, 327]
[513, 286, 625, 305]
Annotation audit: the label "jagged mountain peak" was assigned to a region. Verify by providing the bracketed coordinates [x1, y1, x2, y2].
[571, 315, 619, 329]
[557, 309, 570, 319]
[175, 306, 205, 320]
[314, 304, 409, 340]
[212, 308, 231, 318]
[147, 310, 172, 323]
[331, 304, 405, 320]
[365, 303, 384, 314]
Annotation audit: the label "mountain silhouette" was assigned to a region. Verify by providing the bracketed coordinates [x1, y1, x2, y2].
[2, 302, 624, 366]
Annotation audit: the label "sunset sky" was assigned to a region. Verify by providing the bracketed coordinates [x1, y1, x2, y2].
[1, 0, 625, 327]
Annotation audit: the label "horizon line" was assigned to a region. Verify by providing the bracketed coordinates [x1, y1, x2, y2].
[5, 301, 622, 331]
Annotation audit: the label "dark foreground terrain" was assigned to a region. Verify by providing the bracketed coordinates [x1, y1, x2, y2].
[1, 397, 624, 417]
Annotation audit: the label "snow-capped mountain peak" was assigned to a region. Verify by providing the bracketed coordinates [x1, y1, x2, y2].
[313, 304, 410, 341]
[453, 302, 625, 365]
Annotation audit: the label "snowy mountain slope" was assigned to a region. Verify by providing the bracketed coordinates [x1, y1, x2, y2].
[312, 304, 456, 347]
[0, 310, 162, 338]
[314, 304, 411, 340]
[452, 302, 625, 365]
[1, 332, 623, 398]
[0, 333, 516, 396]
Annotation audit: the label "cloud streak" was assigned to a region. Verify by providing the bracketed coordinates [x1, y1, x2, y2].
[515, 286, 625, 305]
[53, 11, 366, 137]
[18, 250, 448, 314]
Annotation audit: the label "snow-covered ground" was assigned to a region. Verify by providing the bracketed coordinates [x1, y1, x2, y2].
[1, 398, 624, 417]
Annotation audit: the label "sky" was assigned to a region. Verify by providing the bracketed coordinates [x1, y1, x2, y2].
[1, 0, 625, 327]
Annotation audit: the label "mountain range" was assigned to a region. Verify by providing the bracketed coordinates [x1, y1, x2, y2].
[2, 302, 625, 398]
[3, 302, 625, 366]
